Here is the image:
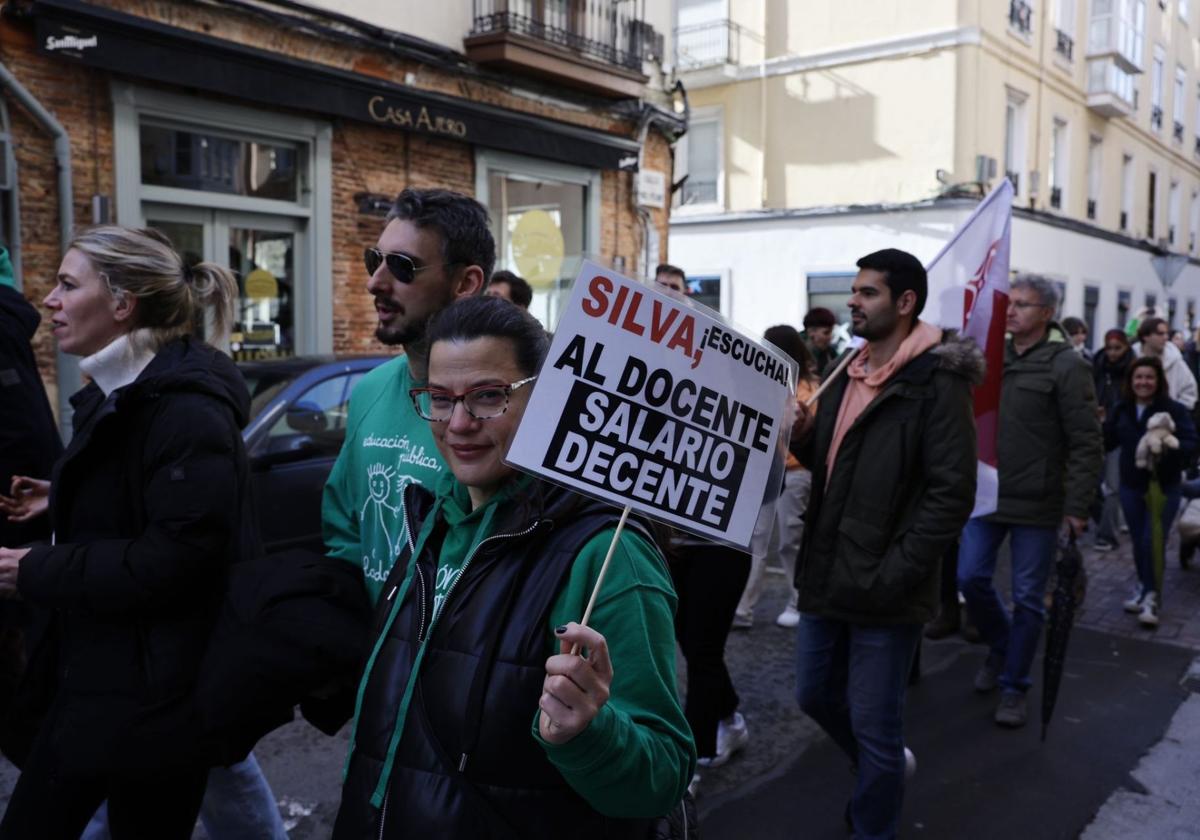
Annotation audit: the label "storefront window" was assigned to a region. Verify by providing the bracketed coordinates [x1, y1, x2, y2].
[229, 227, 296, 360]
[140, 123, 299, 200]
[487, 170, 588, 326]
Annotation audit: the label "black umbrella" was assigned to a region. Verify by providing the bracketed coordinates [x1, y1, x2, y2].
[1041, 532, 1086, 742]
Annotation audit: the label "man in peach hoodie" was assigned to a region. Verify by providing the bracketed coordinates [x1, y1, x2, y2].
[791, 248, 982, 839]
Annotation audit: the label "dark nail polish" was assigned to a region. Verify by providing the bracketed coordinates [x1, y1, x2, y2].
[555, 625, 567, 634]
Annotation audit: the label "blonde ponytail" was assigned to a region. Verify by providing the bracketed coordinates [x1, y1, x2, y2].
[68, 225, 240, 350]
[183, 261, 238, 344]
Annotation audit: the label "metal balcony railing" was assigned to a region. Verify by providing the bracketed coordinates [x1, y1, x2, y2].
[1174, 121, 1185, 142]
[1055, 29, 1074, 60]
[1006, 170, 1020, 193]
[674, 19, 750, 70]
[1087, 198, 1097, 219]
[1151, 105, 1164, 131]
[1050, 186, 1063, 209]
[1120, 209, 1129, 229]
[1194, 136, 1200, 156]
[1010, 0, 1033, 35]
[470, 0, 646, 71]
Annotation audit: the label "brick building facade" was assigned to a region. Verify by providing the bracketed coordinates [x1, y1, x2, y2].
[0, 0, 681, 422]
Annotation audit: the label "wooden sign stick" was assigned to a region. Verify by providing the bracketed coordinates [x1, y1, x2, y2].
[571, 505, 632, 656]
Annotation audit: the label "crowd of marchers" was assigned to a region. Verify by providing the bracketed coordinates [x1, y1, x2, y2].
[0, 186, 1183, 840]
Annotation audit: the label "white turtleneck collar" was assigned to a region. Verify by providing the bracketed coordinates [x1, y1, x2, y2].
[79, 329, 158, 396]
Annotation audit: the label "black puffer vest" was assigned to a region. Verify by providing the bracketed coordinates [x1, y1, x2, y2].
[335, 482, 655, 840]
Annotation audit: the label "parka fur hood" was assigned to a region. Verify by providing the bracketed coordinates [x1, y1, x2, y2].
[930, 330, 987, 388]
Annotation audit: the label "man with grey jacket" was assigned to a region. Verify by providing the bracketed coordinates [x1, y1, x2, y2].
[958, 274, 1103, 729]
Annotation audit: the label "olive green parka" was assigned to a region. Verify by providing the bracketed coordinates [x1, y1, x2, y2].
[990, 323, 1103, 527]
[794, 332, 985, 625]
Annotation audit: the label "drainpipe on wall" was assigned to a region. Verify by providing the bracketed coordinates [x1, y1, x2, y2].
[635, 83, 689, 276]
[0, 97, 23, 292]
[0, 61, 80, 439]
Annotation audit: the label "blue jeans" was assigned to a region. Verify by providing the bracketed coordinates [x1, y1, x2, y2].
[1119, 485, 1182, 595]
[795, 614, 922, 840]
[957, 518, 1057, 693]
[81, 753, 287, 840]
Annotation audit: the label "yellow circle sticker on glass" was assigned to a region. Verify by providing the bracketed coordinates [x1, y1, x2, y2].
[244, 268, 279, 301]
[512, 209, 564, 288]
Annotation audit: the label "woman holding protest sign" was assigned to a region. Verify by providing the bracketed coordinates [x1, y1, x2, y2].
[334, 295, 694, 839]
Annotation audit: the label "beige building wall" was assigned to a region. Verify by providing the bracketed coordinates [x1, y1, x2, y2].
[680, 0, 1200, 260]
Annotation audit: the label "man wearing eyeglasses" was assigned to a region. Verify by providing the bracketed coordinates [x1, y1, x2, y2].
[322, 188, 494, 604]
[958, 274, 1102, 729]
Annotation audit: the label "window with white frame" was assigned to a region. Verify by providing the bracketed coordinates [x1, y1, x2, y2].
[677, 112, 721, 208]
[1134, 1, 1147, 69]
[1149, 168, 1159, 239]
[1175, 66, 1187, 140]
[1152, 46, 1165, 130]
[1087, 136, 1102, 220]
[1011, 0, 1035, 36]
[1183, 0, 1190, 20]
[1194, 86, 1200, 153]
[1055, 0, 1075, 58]
[1121, 153, 1134, 230]
[1190, 190, 1199, 253]
[1170, 180, 1181, 244]
[1049, 118, 1068, 209]
[1005, 90, 1028, 195]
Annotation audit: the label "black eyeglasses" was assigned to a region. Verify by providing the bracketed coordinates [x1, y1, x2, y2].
[364, 247, 457, 284]
[409, 376, 538, 422]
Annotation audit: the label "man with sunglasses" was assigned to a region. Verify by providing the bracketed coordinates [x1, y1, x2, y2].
[323, 188, 494, 604]
[958, 275, 1101, 729]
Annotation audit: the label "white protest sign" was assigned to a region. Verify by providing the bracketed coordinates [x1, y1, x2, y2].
[506, 260, 796, 550]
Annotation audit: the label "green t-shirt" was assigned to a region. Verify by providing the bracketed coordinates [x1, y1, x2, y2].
[322, 354, 446, 604]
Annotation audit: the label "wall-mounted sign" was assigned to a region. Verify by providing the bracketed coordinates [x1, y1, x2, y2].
[32, 0, 642, 172]
[636, 170, 666, 209]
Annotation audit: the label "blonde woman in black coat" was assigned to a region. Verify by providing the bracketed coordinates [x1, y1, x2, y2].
[0, 226, 252, 840]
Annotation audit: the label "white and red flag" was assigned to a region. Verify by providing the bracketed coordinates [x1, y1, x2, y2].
[923, 179, 1014, 518]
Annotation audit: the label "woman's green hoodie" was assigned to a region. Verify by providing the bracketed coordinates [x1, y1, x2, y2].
[347, 472, 696, 818]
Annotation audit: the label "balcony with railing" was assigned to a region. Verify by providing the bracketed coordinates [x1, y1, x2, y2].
[1010, 0, 1033, 36]
[1006, 170, 1020, 194]
[674, 19, 763, 77]
[1087, 198, 1097, 220]
[1050, 186, 1063, 209]
[1175, 121, 1186, 142]
[1055, 29, 1074, 61]
[1194, 136, 1200, 157]
[465, 0, 655, 98]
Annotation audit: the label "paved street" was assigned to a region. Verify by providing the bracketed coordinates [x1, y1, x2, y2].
[1, 528, 1198, 838]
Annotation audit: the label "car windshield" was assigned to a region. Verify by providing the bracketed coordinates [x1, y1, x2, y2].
[242, 368, 296, 420]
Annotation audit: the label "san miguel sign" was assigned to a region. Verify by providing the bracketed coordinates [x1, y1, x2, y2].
[32, 0, 640, 170]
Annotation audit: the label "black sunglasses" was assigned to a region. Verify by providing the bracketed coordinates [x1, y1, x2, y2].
[364, 247, 457, 284]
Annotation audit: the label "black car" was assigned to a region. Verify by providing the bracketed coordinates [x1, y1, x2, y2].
[240, 355, 390, 554]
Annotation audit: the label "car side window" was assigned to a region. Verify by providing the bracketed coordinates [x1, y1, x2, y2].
[266, 374, 351, 452]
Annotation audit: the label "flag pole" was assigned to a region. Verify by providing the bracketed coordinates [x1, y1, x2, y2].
[804, 346, 860, 408]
